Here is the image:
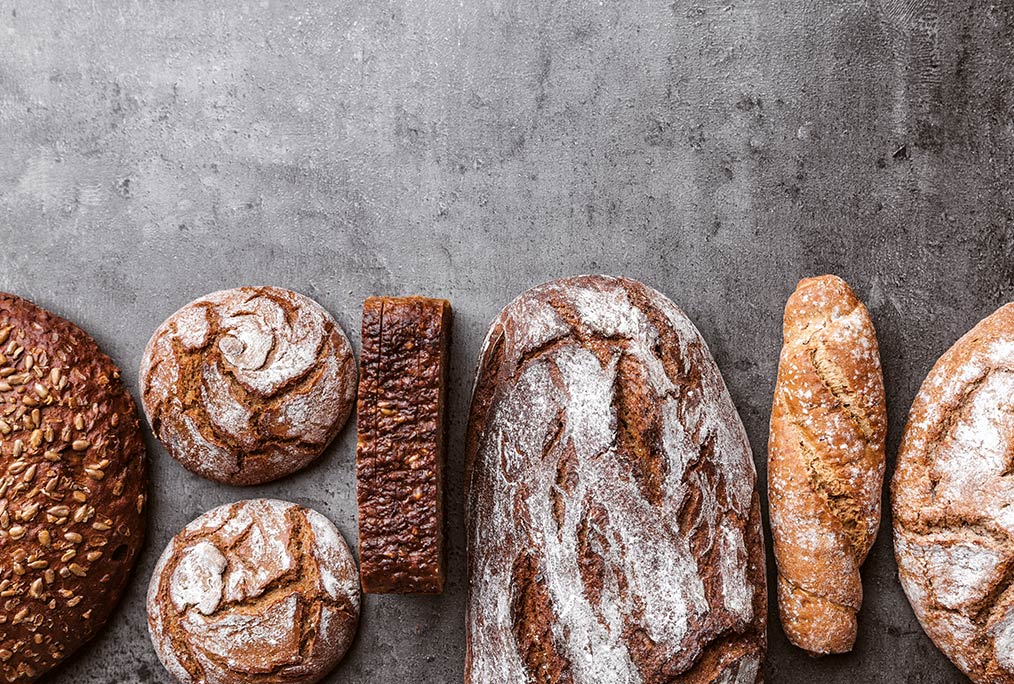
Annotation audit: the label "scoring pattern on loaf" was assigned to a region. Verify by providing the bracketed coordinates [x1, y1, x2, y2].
[140, 286, 357, 485]
[894, 304, 1014, 683]
[465, 275, 766, 684]
[147, 499, 360, 684]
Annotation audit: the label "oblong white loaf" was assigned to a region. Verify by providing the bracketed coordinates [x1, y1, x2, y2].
[465, 275, 767, 684]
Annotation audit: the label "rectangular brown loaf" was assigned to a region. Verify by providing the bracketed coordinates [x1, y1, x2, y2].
[356, 295, 451, 594]
[465, 275, 766, 684]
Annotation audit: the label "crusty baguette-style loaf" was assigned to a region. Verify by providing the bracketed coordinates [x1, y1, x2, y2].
[894, 304, 1014, 683]
[0, 293, 147, 683]
[465, 275, 766, 684]
[768, 275, 886, 655]
[357, 296, 451, 594]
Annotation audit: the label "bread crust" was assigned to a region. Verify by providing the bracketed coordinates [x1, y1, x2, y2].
[465, 275, 766, 684]
[140, 286, 357, 485]
[768, 275, 886, 654]
[356, 296, 451, 594]
[146, 499, 360, 684]
[893, 303, 1014, 683]
[0, 292, 147, 682]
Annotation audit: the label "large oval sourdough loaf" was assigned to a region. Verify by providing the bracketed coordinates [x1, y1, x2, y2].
[465, 275, 766, 684]
[894, 304, 1014, 683]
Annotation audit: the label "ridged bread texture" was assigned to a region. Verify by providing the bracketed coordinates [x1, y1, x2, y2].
[465, 275, 766, 684]
[894, 304, 1014, 683]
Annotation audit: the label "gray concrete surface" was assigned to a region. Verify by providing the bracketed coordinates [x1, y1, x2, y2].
[0, 0, 1011, 681]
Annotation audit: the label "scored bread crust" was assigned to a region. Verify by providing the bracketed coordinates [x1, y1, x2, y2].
[893, 303, 1014, 683]
[140, 286, 358, 485]
[465, 275, 766, 684]
[146, 499, 360, 684]
[0, 293, 147, 682]
[767, 275, 886, 654]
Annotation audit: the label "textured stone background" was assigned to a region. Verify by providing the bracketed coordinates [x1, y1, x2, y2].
[0, 0, 1012, 682]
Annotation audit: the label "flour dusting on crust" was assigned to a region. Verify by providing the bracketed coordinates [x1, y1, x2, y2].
[465, 275, 765, 684]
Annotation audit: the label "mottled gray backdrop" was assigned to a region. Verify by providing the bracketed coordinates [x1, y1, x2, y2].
[1, 0, 1012, 682]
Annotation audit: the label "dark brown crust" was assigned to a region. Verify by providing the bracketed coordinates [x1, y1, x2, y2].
[0, 293, 147, 683]
[356, 296, 451, 594]
[464, 275, 765, 684]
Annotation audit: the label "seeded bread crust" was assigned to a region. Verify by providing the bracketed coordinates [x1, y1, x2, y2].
[146, 499, 360, 684]
[768, 275, 886, 655]
[356, 296, 451, 594]
[893, 304, 1014, 683]
[464, 275, 766, 684]
[139, 286, 358, 486]
[0, 292, 147, 683]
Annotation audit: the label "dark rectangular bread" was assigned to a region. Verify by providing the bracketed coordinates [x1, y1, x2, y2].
[465, 275, 766, 684]
[356, 295, 451, 594]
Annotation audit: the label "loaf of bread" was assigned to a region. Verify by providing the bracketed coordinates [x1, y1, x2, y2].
[893, 304, 1014, 683]
[0, 293, 147, 683]
[147, 499, 360, 684]
[768, 275, 886, 655]
[356, 296, 451, 594]
[465, 275, 766, 684]
[140, 286, 357, 485]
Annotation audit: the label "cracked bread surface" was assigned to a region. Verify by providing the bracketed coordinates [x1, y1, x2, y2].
[767, 275, 886, 655]
[139, 286, 357, 485]
[893, 303, 1014, 683]
[146, 498, 360, 684]
[464, 275, 766, 684]
[356, 296, 451, 594]
[0, 292, 147, 683]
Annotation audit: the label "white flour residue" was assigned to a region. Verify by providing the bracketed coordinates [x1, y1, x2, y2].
[170, 541, 227, 615]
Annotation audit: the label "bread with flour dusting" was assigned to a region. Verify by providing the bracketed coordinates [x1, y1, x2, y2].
[140, 286, 357, 485]
[893, 303, 1014, 683]
[147, 498, 360, 684]
[768, 275, 886, 654]
[465, 275, 766, 684]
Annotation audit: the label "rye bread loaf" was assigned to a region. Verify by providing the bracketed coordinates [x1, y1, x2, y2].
[139, 286, 357, 485]
[768, 275, 886, 654]
[893, 303, 1014, 683]
[356, 296, 451, 594]
[465, 275, 766, 684]
[147, 499, 360, 684]
[0, 293, 147, 683]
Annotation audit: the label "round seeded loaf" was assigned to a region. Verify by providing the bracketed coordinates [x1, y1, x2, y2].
[894, 303, 1014, 683]
[0, 292, 147, 683]
[147, 498, 361, 684]
[139, 286, 357, 485]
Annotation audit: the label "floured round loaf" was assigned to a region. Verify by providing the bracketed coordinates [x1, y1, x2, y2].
[894, 303, 1014, 683]
[147, 499, 360, 684]
[140, 286, 357, 485]
[0, 292, 147, 682]
[465, 275, 766, 684]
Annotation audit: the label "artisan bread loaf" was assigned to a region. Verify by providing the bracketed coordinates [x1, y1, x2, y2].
[0, 293, 147, 683]
[768, 275, 886, 654]
[893, 303, 1014, 683]
[357, 296, 451, 594]
[140, 286, 357, 485]
[147, 499, 360, 684]
[465, 275, 766, 684]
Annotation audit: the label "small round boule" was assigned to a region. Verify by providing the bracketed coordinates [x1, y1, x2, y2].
[139, 286, 357, 485]
[147, 499, 361, 684]
[0, 292, 147, 683]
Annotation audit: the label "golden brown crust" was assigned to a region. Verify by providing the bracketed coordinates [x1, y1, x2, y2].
[768, 275, 886, 655]
[893, 303, 1014, 683]
[356, 296, 451, 594]
[140, 286, 357, 486]
[0, 292, 147, 682]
